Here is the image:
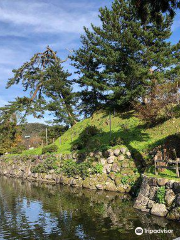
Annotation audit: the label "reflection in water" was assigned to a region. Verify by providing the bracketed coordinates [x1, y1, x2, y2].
[0, 176, 179, 240]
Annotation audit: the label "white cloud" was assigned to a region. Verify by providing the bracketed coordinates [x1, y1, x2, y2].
[0, 0, 100, 34]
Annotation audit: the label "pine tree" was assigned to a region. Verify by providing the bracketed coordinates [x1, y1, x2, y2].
[71, 0, 180, 115]
[5, 46, 77, 126]
[44, 60, 77, 126]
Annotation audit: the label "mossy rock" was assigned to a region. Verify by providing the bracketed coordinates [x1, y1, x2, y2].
[167, 207, 180, 220]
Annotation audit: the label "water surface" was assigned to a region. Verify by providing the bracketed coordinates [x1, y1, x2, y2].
[0, 176, 180, 240]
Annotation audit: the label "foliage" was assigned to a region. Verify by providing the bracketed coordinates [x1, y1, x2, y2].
[134, 82, 179, 124]
[10, 145, 26, 154]
[71, 0, 180, 116]
[132, 0, 180, 23]
[71, 125, 100, 151]
[5, 46, 77, 126]
[92, 163, 103, 174]
[31, 156, 58, 173]
[121, 175, 135, 186]
[156, 186, 166, 204]
[62, 159, 92, 178]
[110, 137, 123, 147]
[42, 144, 58, 154]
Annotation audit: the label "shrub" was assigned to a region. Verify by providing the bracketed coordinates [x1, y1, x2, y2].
[31, 156, 58, 173]
[10, 145, 26, 154]
[110, 137, 123, 147]
[42, 144, 58, 154]
[92, 163, 103, 174]
[156, 186, 166, 204]
[71, 125, 100, 151]
[62, 159, 92, 178]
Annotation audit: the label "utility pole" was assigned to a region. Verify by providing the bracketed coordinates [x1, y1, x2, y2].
[46, 128, 48, 145]
[109, 112, 112, 139]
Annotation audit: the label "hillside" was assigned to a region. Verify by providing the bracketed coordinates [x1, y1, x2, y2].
[23, 110, 180, 161]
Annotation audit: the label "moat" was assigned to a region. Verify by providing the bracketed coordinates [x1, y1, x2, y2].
[0, 176, 180, 240]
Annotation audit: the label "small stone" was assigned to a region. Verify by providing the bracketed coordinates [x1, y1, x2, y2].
[99, 158, 106, 165]
[109, 172, 116, 180]
[103, 164, 111, 174]
[103, 149, 114, 158]
[166, 180, 175, 189]
[120, 148, 127, 154]
[113, 149, 120, 156]
[126, 151, 131, 158]
[157, 178, 168, 186]
[111, 163, 120, 173]
[107, 156, 115, 164]
[151, 203, 168, 217]
[96, 184, 104, 190]
[118, 155, 125, 161]
[147, 200, 155, 209]
[121, 162, 129, 168]
[165, 189, 175, 206]
[148, 177, 157, 186]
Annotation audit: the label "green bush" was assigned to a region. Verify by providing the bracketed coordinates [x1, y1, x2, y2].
[71, 125, 100, 151]
[42, 144, 58, 154]
[156, 186, 166, 204]
[31, 156, 58, 173]
[110, 137, 123, 147]
[62, 159, 92, 178]
[10, 145, 26, 154]
[92, 163, 103, 174]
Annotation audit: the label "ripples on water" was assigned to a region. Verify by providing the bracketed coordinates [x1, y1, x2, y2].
[0, 176, 180, 240]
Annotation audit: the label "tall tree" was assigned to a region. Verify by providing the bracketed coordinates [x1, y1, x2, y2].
[5, 46, 77, 126]
[132, 0, 180, 23]
[71, 0, 180, 116]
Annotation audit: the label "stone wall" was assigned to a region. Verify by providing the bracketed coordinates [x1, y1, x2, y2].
[0, 147, 140, 193]
[134, 175, 180, 221]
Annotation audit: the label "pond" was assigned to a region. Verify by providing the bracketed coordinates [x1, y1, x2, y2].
[0, 176, 180, 240]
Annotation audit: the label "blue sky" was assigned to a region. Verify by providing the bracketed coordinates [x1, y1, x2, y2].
[0, 0, 180, 123]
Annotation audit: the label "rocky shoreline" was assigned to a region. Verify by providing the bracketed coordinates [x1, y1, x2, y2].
[0, 147, 140, 193]
[134, 175, 180, 221]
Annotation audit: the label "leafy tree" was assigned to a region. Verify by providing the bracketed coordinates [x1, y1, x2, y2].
[6, 46, 77, 126]
[71, 0, 180, 116]
[132, 0, 180, 23]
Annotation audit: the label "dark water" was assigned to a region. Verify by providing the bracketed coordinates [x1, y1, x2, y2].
[0, 177, 180, 240]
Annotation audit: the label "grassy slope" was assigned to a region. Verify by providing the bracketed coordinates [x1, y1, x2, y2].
[22, 110, 180, 159]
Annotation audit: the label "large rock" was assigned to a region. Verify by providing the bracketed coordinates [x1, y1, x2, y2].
[165, 189, 176, 207]
[99, 158, 106, 165]
[173, 182, 180, 194]
[113, 149, 120, 156]
[149, 186, 158, 200]
[134, 193, 149, 210]
[157, 178, 168, 186]
[148, 177, 157, 186]
[118, 155, 125, 161]
[139, 180, 150, 197]
[111, 163, 120, 173]
[151, 203, 168, 217]
[103, 164, 111, 174]
[175, 194, 180, 206]
[103, 149, 114, 158]
[107, 156, 115, 164]
[120, 148, 127, 154]
[166, 180, 175, 189]
[167, 207, 180, 220]
[105, 181, 117, 191]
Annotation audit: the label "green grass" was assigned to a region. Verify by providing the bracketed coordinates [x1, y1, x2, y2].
[145, 166, 180, 181]
[22, 110, 180, 159]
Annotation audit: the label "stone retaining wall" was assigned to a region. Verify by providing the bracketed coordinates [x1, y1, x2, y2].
[0, 147, 140, 193]
[134, 175, 180, 221]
